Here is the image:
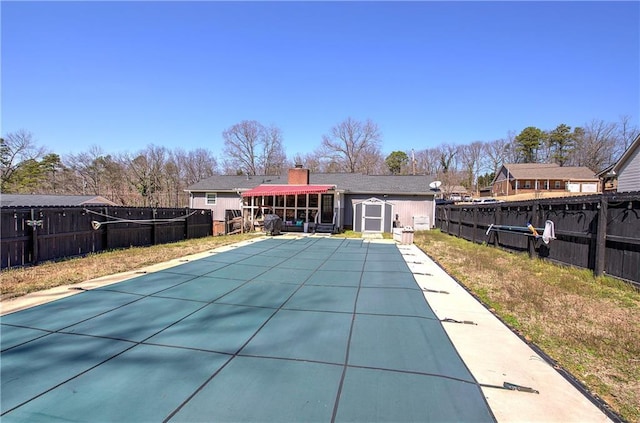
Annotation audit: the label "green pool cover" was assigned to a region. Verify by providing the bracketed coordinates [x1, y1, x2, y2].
[1, 237, 495, 422]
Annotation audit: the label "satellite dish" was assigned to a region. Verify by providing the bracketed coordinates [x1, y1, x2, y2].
[429, 181, 442, 189]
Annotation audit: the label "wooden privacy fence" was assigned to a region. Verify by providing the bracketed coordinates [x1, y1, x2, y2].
[1, 206, 213, 269]
[434, 192, 640, 284]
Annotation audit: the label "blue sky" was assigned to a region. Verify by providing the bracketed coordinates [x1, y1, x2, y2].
[2, 1, 639, 159]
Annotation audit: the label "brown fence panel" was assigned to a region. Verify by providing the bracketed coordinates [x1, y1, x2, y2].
[99, 208, 154, 249]
[36, 208, 102, 263]
[475, 206, 496, 242]
[458, 207, 474, 242]
[604, 196, 640, 282]
[494, 204, 536, 253]
[540, 200, 599, 270]
[435, 192, 640, 284]
[187, 210, 214, 239]
[1, 206, 213, 269]
[0, 209, 31, 268]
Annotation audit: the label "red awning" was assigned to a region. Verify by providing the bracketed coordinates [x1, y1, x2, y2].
[241, 184, 334, 197]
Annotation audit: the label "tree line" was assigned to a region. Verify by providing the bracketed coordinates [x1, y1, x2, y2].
[1, 116, 637, 207]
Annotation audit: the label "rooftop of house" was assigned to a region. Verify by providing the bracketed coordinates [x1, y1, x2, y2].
[186, 172, 439, 195]
[501, 163, 598, 181]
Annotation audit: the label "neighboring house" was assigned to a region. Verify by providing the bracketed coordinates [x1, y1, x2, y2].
[441, 185, 469, 202]
[185, 166, 438, 233]
[610, 134, 640, 193]
[0, 194, 117, 207]
[491, 163, 600, 197]
[596, 164, 617, 192]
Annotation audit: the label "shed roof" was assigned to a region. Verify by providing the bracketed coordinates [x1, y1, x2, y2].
[0, 194, 117, 207]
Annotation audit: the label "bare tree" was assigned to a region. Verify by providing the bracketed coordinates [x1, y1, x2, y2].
[260, 124, 286, 175]
[358, 147, 385, 175]
[65, 145, 110, 195]
[459, 141, 484, 192]
[174, 148, 217, 185]
[437, 143, 459, 174]
[617, 115, 640, 151]
[569, 119, 618, 171]
[320, 117, 382, 173]
[222, 120, 286, 176]
[429, 143, 462, 196]
[222, 121, 261, 175]
[101, 154, 130, 205]
[292, 152, 323, 173]
[484, 138, 509, 174]
[1, 130, 48, 192]
[413, 148, 442, 176]
[125, 145, 168, 207]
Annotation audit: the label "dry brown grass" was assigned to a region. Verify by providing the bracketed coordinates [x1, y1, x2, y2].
[414, 230, 640, 422]
[1, 233, 259, 300]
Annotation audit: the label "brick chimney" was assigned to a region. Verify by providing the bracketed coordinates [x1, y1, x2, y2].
[288, 164, 309, 185]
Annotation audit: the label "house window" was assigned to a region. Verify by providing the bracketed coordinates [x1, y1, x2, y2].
[543, 181, 549, 190]
[524, 180, 531, 189]
[206, 193, 217, 205]
[286, 195, 295, 208]
[554, 181, 561, 189]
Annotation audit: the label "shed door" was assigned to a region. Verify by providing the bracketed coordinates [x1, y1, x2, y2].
[362, 202, 384, 232]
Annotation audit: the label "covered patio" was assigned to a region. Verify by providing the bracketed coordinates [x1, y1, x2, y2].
[241, 184, 339, 233]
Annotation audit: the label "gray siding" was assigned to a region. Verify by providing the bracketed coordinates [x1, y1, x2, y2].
[190, 192, 242, 221]
[617, 147, 640, 192]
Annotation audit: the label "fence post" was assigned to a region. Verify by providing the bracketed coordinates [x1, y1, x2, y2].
[594, 197, 608, 277]
[103, 207, 109, 250]
[184, 208, 190, 240]
[528, 202, 540, 258]
[493, 205, 501, 247]
[446, 206, 451, 234]
[152, 208, 158, 245]
[29, 208, 39, 265]
[472, 206, 477, 243]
